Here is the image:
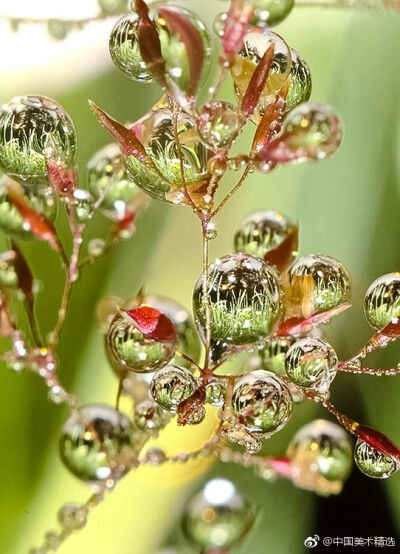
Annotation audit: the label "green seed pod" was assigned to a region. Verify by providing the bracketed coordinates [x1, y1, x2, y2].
[363, 272, 400, 331]
[354, 439, 399, 479]
[0, 95, 77, 187]
[60, 404, 134, 483]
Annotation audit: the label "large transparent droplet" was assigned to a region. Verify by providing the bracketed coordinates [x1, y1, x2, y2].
[285, 48, 312, 114]
[193, 253, 283, 362]
[354, 439, 400, 479]
[230, 30, 292, 124]
[288, 254, 351, 316]
[60, 404, 134, 482]
[285, 337, 338, 394]
[287, 419, 353, 494]
[87, 142, 139, 221]
[363, 273, 400, 331]
[109, 8, 211, 92]
[250, 0, 294, 28]
[232, 370, 293, 435]
[0, 95, 77, 187]
[182, 479, 255, 550]
[106, 310, 176, 374]
[197, 101, 239, 149]
[234, 210, 297, 262]
[133, 399, 169, 433]
[150, 364, 198, 412]
[125, 107, 208, 204]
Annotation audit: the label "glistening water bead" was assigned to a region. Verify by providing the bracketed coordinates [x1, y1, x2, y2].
[288, 254, 351, 316]
[231, 30, 292, 124]
[286, 49, 312, 114]
[285, 337, 338, 394]
[232, 370, 293, 435]
[87, 142, 139, 221]
[354, 439, 400, 479]
[363, 272, 400, 330]
[98, 0, 127, 16]
[125, 107, 208, 204]
[234, 210, 297, 262]
[287, 419, 353, 494]
[197, 102, 239, 149]
[60, 404, 134, 483]
[150, 365, 198, 413]
[182, 479, 255, 550]
[250, 0, 294, 28]
[106, 310, 176, 374]
[193, 253, 283, 361]
[0, 95, 77, 186]
[109, 8, 211, 92]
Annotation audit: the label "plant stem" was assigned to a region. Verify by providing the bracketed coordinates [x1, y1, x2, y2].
[202, 227, 212, 369]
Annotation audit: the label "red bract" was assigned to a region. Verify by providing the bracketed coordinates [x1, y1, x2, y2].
[222, 0, 253, 61]
[371, 319, 400, 348]
[177, 385, 206, 426]
[241, 45, 275, 118]
[117, 210, 136, 230]
[356, 425, 400, 462]
[252, 83, 289, 153]
[264, 227, 298, 273]
[135, 0, 167, 87]
[276, 303, 351, 337]
[158, 5, 204, 96]
[89, 100, 148, 162]
[7, 182, 60, 252]
[124, 306, 176, 342]
[11, 242, 33, 302]
[46, 160, 76, 195]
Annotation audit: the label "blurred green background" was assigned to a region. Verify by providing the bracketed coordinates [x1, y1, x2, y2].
[0, 2, 399, 553]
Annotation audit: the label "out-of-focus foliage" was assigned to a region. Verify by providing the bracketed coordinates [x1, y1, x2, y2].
[0, 3, 398, 553]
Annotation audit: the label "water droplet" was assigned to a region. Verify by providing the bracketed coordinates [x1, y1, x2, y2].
[259, 335, 296, 375]
[44, 530, 60, 550]
[354, 439, 399, 479]
[106, 310, 177, 374]
[0, 250, 18, 287]
[48, 20, 69, 41]
[57, 502, 87, 530]
[0, 95, 77, 186]
[232, 370, 293, 435]
[234, 210, 297, 262]
[288, 254, 351, 316]
[73, 189, 94, 222]
[197, 101, 239, 149]
[98, 0, 127, 16]
[133, 399, 169, 433]
[227, 155, 248, 171]
[230, 30, 292, 123]
[87, 142, 139, 221]
[250, 0, 294, 28]
[287, 419, 353, 494]
[193, 253, 283, 361]
[48, 385, 68, 405]
[109, 8, 211, 92]
[125, 108, 208, 204]
[285, 337, 338, 393]
[285, 48, 312, 114]
[60, 404, 134, 482]
[150, 364, 198, 412]
[205, 378, 227, 406]
[205, 222, 218, 240]
[88, 238, 106, 258]
[213, 12, 227, 37]
[364, 272, 400, 331]
[144, 446, 167, 465]
[182, 479, 255, 550]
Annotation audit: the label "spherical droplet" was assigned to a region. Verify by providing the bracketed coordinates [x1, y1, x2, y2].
[286, 48, 312, 114]
[144, 446, 167, 465]
[213, 12, 227, 37]
[0, 95, 77, 186]
[109, 8, 211, 92]
[106, 310, 177, 374]
[133, 399, 169, 433]
[87, 142, 139, 221]
[231, 30, 292, 124]
[125, 108, 208, 204]
[234, 210, 297, 262]
[193, 253, 283, 360]
[150, 364, 198, 412]
[205, 379, 227, 407]
[288, 254, 351, 315]
[48, 20, 69, 41]
[0, 250, 18, 287]
[232, 370, 293, 435]
[182, 478, 255, 550]
[88, 238, 106, 258]
[259, 335, 295, 375]
[0, 178, 56, 238]
[287, 419, 353, 494]
[354, 439, 399, 479]
[60, 404, 134, 482]
[205, 222, 218, 240]
[197, 102, 239, 149]
[98, 0, 127, 16]
[364, 272, 400, 331]
[57, 503, 87, 530]
[250, 0, 294, 28]
[73, 189, 94, 222]
[279, 103, 342, 162]
[285, 337, 338, 394]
